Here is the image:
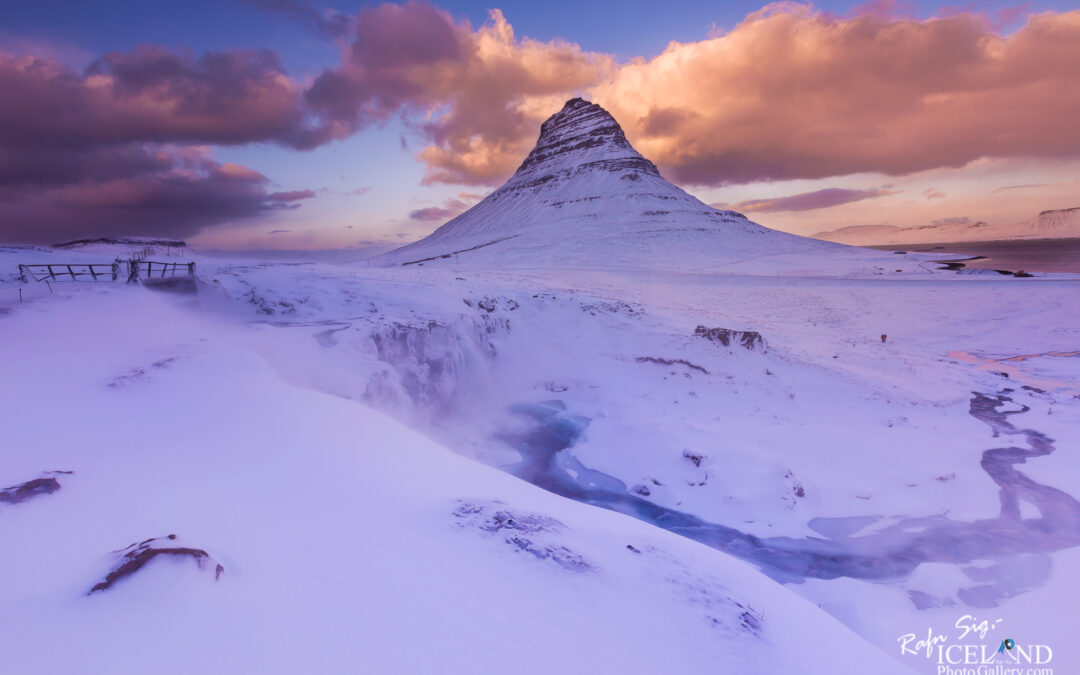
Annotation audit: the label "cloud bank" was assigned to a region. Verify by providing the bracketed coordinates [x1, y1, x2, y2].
[322, 2, 1080, 188]
[3, 1, 1080, 242]
[730, 187, 896, 213]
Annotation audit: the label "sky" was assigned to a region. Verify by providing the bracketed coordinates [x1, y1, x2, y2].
[1, 0, 1078, 250]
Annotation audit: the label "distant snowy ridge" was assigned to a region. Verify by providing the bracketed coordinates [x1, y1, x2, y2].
[50, 236, 190, 259]
[372, 98, 844, 272]
[814, 206, 1080, 245]
[54, 236, 186, 249]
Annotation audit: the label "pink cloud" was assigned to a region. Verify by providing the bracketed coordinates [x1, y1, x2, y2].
[312, 3, 1080, 188]
[4, 1, 1080, 243]
[598, 6, 1080, 185]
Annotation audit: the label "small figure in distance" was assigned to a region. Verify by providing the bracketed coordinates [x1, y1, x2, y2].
[881, 333, 888, 344]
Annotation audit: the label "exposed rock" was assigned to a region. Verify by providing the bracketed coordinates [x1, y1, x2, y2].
[469, 296, 519, 313]
[636, 356, 709, 374]
[694, 325, 766, 352]
[0, 472, 67, 504]
[512, 98, 660, 181]
[453, 500, 591, 572]
[88, 534, 223, 594]
[580, 300, 644, 317]
[683, 451, 705, 468]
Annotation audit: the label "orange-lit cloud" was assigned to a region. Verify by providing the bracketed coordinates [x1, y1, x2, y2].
[596, 5, 1080, 186]
[306, 3, 612, 185]
[5, 1, 1080, 246]
[353, 3, 1080, 188]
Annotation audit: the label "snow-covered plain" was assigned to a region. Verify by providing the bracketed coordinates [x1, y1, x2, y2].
[2, 100, 1078, 673]
[2, 251, 924, 675]
[3, 242, 1077, 673]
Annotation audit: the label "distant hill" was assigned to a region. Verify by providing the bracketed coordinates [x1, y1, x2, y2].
[814, 207, 1080, 245]
[53, 237, 187, 249]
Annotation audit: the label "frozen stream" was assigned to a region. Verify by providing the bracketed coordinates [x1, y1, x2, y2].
[500, 391, 1080, 604]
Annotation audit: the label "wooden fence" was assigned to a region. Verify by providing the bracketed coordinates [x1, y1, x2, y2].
[18, 263, 119, 282]
[17, 260, 195, 284]
[130, 261, 196, 281]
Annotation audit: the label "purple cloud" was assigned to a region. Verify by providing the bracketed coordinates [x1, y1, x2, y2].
[732, 187, 896, 213]
[267, 189, 317, 202]
[408, 198, 467, 221]
[0, 150, 295, 244]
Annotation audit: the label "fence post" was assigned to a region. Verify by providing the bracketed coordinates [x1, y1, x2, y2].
[188, 262, 195, 276]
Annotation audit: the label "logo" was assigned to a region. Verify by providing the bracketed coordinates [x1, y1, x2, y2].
[897, 615, 1054, 674]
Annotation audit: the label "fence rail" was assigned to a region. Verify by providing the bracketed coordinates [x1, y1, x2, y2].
[18, 263, 118, 282]
[131, 261, 195, 281]
[17, 260, 196, 284]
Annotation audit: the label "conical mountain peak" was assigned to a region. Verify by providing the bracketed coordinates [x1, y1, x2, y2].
[507, 98, 659, 188]
[373, 98, 830, 270]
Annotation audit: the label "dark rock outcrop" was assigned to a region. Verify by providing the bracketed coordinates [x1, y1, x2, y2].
[694, 325, 766, 352]
[636, 356, 709, 374]
[0, 471, 71, 504]
[453, 500, 591, 572]
[511, 98, 660, 184]
[88, 534, 224, 594]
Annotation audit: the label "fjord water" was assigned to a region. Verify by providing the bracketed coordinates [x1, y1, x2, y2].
[874, 239, 1080, 274]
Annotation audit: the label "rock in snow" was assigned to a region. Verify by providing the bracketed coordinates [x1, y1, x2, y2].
[89, 535, 224, 595]
[0, 471, 71, 504]
[694, 325, 767, 351]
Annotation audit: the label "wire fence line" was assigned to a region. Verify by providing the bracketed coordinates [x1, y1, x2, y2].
[17, 260, 196, 284]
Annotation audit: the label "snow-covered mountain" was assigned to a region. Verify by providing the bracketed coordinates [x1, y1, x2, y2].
[374, 99, 838, 271]
[1025, 206, 1080, 238]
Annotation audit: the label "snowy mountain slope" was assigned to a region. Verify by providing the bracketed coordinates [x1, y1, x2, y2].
[0, 281, 912, 675]
[372, 99, 855, 273]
